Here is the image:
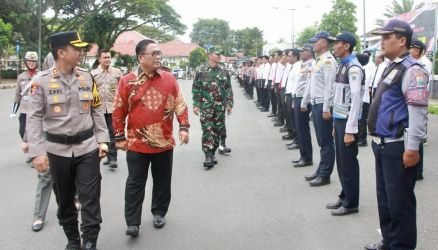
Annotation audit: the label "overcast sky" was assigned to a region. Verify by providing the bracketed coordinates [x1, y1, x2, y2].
[168, 0, 432, 44]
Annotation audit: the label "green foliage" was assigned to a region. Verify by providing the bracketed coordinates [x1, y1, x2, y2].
[114, 54, 136, 71]
[0, 19, 13, 56]
[319, 0, 357, 36]
[296, 23, 319, 47]
[428, 104, 438, 115]
[188, 47, 207, 69]
[230, 27, 264, 56]
[136, 26, 174, 43]
[1, 0, 186, 57]
[179, 60, 189, 69]
[190, 18, 231, 54]
[375, 0, 424, 26]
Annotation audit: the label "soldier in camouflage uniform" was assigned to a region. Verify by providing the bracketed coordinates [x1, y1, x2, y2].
[192, 46, 233, 168]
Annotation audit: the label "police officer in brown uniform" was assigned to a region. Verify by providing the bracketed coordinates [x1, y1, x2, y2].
[25, 31, 109, 250]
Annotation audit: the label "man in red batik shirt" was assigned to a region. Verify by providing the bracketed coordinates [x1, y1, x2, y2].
[112, 39, 189, 238]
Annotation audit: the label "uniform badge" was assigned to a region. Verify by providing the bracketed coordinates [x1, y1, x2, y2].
[83, 93, 90, 99]
[30, 82, 40, 95]
[53, 95, 60, 102]
[387, 70, 398, 81]
[83, 102, 89, 110]
[49, 83, 60, 89]
[53, 105, 62, 113]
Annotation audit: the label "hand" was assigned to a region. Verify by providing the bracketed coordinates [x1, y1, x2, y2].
[116, 140, 127, 151]
[403, 150, 420, 168]
[32, 156, 49, 173]
[9, 113, 17, 119]
[193, 107, 199, 116]
[179, 130, 189, 145]
[226, 107, 232, 116]
[322, 111, 331, 121]
[99, 143, 108, 158]
[344, 133, 355, 146]
[301, 107, 308, 112]
[20, 142, 29, 153]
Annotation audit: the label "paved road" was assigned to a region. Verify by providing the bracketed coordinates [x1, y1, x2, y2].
[0, 79, 437, 250]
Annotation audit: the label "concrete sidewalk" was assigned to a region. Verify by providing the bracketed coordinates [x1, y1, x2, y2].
[0, 78, 16, 89]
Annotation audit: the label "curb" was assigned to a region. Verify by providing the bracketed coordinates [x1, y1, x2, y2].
[0, 84, 16, 89]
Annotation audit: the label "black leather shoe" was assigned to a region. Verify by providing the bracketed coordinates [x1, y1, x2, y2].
[153, 215, 166, 228]
[108, 160, 118, 168]
[287, 143, 300, 150]
[291, 159, 301, 164]
[267, 113, 276, 117]
[32, 219, 44, 232]
[331, 206, 358, 216]
[271, 117, 279, 122]
[416, 174, 424, 181]
[326, 200, 342, 209]
[309, 177, 331, 186]
[364, 241, 388, 250]
[305, 172, 318, 181]
[282, 134, 294, 140]
[293, 160, 312, 167]
[126, 225, 139, 238]
[274, 122, 284, 127]
[357, 140, 368, 147]
[279, 127, 289, 133]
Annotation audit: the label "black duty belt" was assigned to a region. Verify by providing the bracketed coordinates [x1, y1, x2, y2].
[46, 128, 94, 145]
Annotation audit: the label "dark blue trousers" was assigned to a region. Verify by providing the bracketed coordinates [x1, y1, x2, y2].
[294, 98, 312, 163]
[334, 119, 359, 208]
[285, 94, 297, 137]
[372, 141, 417, 250]
[311, 103, 335, 178]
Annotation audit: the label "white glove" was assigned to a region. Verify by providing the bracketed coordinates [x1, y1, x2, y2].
[9, 113, 17, 119]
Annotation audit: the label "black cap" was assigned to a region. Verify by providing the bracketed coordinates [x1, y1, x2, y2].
[328, 32, 357, 47]
[371, 19, 413, 37]
[49, 31, 89, 49]
[356, 53, 370, 66]
[309, 31, 331, 43]
[298, 43, 314, 52]
[410, 39, 425, 50]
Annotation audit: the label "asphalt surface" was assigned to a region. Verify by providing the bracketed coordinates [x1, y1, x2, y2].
[0, 78, 437, 250]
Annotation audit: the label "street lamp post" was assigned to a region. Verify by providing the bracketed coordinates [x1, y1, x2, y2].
[38, 0, 42, 67]
[274, 5, 309, 48]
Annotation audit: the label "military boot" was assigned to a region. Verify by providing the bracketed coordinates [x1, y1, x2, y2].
[63, 224, 81, 250]
[218, 138, 231, 154]
[211, 151, 218, 165]
[203, 152, 214, 168]
[81, 231, 98, 250]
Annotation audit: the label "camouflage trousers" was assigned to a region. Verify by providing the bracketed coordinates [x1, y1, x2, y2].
[200, 106, 226, 152]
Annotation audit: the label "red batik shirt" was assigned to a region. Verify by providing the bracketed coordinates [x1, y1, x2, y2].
[112, 68, 189, 154]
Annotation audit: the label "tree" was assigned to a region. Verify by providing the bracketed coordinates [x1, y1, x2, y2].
[230, 27, 264, 56]
[295, 23, 319, 47]
[0, 19, 13, 56]
[190, 18, 231, 54]
[1, 0, 186, 56]
[375, 0, 425, 26]
[319, 0, 357, 36]
[188, 47, 207, 69]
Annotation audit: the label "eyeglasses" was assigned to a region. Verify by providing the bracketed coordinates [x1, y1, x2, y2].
[141, 51, 163, 57]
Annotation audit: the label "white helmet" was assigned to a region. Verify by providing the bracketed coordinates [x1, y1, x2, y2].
[24, 51, 38, 61]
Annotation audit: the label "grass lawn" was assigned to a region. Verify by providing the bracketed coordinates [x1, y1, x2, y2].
[429, 104, 438, 115]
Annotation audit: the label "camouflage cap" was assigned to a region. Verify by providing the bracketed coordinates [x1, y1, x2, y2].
[24, 51, 38, 61]
[209, 46, 224, 55]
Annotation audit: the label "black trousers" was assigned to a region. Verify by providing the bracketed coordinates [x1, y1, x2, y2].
[269, 83, 277, 115]
[312, 104, 335, 178]
[372, 141, 417, 249]
[277, 89, 286, 124]
[334, 119, 359, 208]
[358, 102, 369, 142]
[256, 80, 261, 103]
[125, 149, 173, 226]
[104, 113, 117, 161]
[261, 80, 270, 109]
[285, 94, 297, 137]
[48, 149, 101, 233]
[19, 113, 26, 139]
[294, 97, 312, 163]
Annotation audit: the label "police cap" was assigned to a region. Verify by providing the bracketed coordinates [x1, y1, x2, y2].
[371, 19, 413, 37]
[328, 32, 357, 47]
[49, 31, 89, 49]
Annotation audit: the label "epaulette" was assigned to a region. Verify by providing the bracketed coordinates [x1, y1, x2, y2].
[76, 66, 89, 72]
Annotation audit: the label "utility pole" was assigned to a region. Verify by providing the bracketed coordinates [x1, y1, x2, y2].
[38, 0, 42, 67]
[362, 0, 366, 49]
[273, 5, 309, 48]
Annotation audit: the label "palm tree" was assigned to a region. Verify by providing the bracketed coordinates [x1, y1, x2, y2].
[375, 0, 425, 26]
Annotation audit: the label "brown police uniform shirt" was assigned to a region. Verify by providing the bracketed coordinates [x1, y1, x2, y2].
[14, 71, 38, 114]
[26, 66, 110, 158]
[91, 65, 123, 113]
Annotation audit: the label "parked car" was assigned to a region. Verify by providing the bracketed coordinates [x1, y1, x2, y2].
[172, 68, 185, 79]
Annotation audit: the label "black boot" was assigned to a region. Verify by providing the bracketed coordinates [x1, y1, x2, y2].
[63, 224, 81, 250]
[203, 151, 214, 168]
[81, 231, 98, 250]
[212, 152, 218, 165]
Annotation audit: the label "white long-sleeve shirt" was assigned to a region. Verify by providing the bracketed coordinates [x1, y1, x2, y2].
[285, 61, 302, 94]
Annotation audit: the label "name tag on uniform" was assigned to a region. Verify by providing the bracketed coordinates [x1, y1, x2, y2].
[383, 69, 398, 85]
